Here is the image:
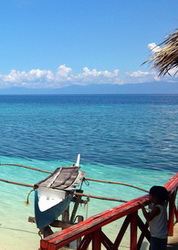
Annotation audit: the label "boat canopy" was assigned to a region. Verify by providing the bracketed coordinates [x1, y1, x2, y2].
[34, 166, 86, 191]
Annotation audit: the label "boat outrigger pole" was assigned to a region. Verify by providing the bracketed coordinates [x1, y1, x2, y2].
[0, 163, 148, 193]
[0, 178, 127, 203]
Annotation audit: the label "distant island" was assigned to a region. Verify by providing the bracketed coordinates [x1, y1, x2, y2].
[0, 81, 178, 95]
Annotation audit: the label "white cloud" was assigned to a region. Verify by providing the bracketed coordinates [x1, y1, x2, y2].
[127, 70, 150, 78]
[148, 43, 161, 54]
[75, 67, 121, 85]
[123, 70, 159, 84]
[0, 65, 177, 89]
[56, 65, 72, 78]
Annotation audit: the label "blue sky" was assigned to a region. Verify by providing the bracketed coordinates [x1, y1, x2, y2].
[0, 0, 177, 91]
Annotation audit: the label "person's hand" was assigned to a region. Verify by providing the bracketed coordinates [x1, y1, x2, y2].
[138, 201, 144, 209]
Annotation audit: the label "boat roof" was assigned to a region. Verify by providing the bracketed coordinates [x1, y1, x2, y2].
[34, 166, 85, 191]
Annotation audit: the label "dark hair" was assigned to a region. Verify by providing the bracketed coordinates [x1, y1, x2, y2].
[149, 186, 169, 202]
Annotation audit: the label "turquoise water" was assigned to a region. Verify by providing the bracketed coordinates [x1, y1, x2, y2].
[0, 94, 177, 249]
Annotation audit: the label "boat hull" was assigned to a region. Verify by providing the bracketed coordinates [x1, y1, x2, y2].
[35, 190, 72, 229]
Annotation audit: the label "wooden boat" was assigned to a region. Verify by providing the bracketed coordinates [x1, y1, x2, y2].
[33, 154, 86, 229]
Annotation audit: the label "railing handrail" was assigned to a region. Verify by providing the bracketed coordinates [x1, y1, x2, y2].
[42, 195, 149, 244]
[41, 173, 178, 249]
[164, 173, 178, 191]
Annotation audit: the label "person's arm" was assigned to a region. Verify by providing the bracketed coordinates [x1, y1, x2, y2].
[140, 204, 160, 221]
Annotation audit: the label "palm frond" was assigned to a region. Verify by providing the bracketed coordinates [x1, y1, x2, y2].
[144, 29, 178, 76]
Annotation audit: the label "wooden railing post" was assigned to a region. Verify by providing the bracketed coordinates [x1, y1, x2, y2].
[92, 228, 102, 250]
[130, 212, 137, 250]
[168, 190, 176, 236]
[174, 188, 178, 222]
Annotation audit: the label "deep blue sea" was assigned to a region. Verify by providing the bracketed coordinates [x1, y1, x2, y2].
[0, 94, 177, 171]
[0, 94, 177, 249]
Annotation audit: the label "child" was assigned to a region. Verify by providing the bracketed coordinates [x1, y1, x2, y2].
[140, 186, 168, 250]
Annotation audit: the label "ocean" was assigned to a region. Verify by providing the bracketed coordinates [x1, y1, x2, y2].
[0, 94, 177, 249]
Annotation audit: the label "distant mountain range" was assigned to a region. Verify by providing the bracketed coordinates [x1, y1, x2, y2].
[0, 81, 178, 94]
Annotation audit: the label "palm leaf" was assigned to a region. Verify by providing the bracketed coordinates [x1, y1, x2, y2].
[144, 29, 178, 76]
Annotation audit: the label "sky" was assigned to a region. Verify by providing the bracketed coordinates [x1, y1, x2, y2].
[0, 0, 178, 92]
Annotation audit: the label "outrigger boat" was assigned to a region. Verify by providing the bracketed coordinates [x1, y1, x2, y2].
[33, 154, 86, 231]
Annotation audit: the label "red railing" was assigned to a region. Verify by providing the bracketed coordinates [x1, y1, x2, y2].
[40, 173, 178, 250]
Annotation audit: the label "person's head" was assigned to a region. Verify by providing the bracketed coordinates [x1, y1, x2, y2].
[149, 186, 169, 204]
